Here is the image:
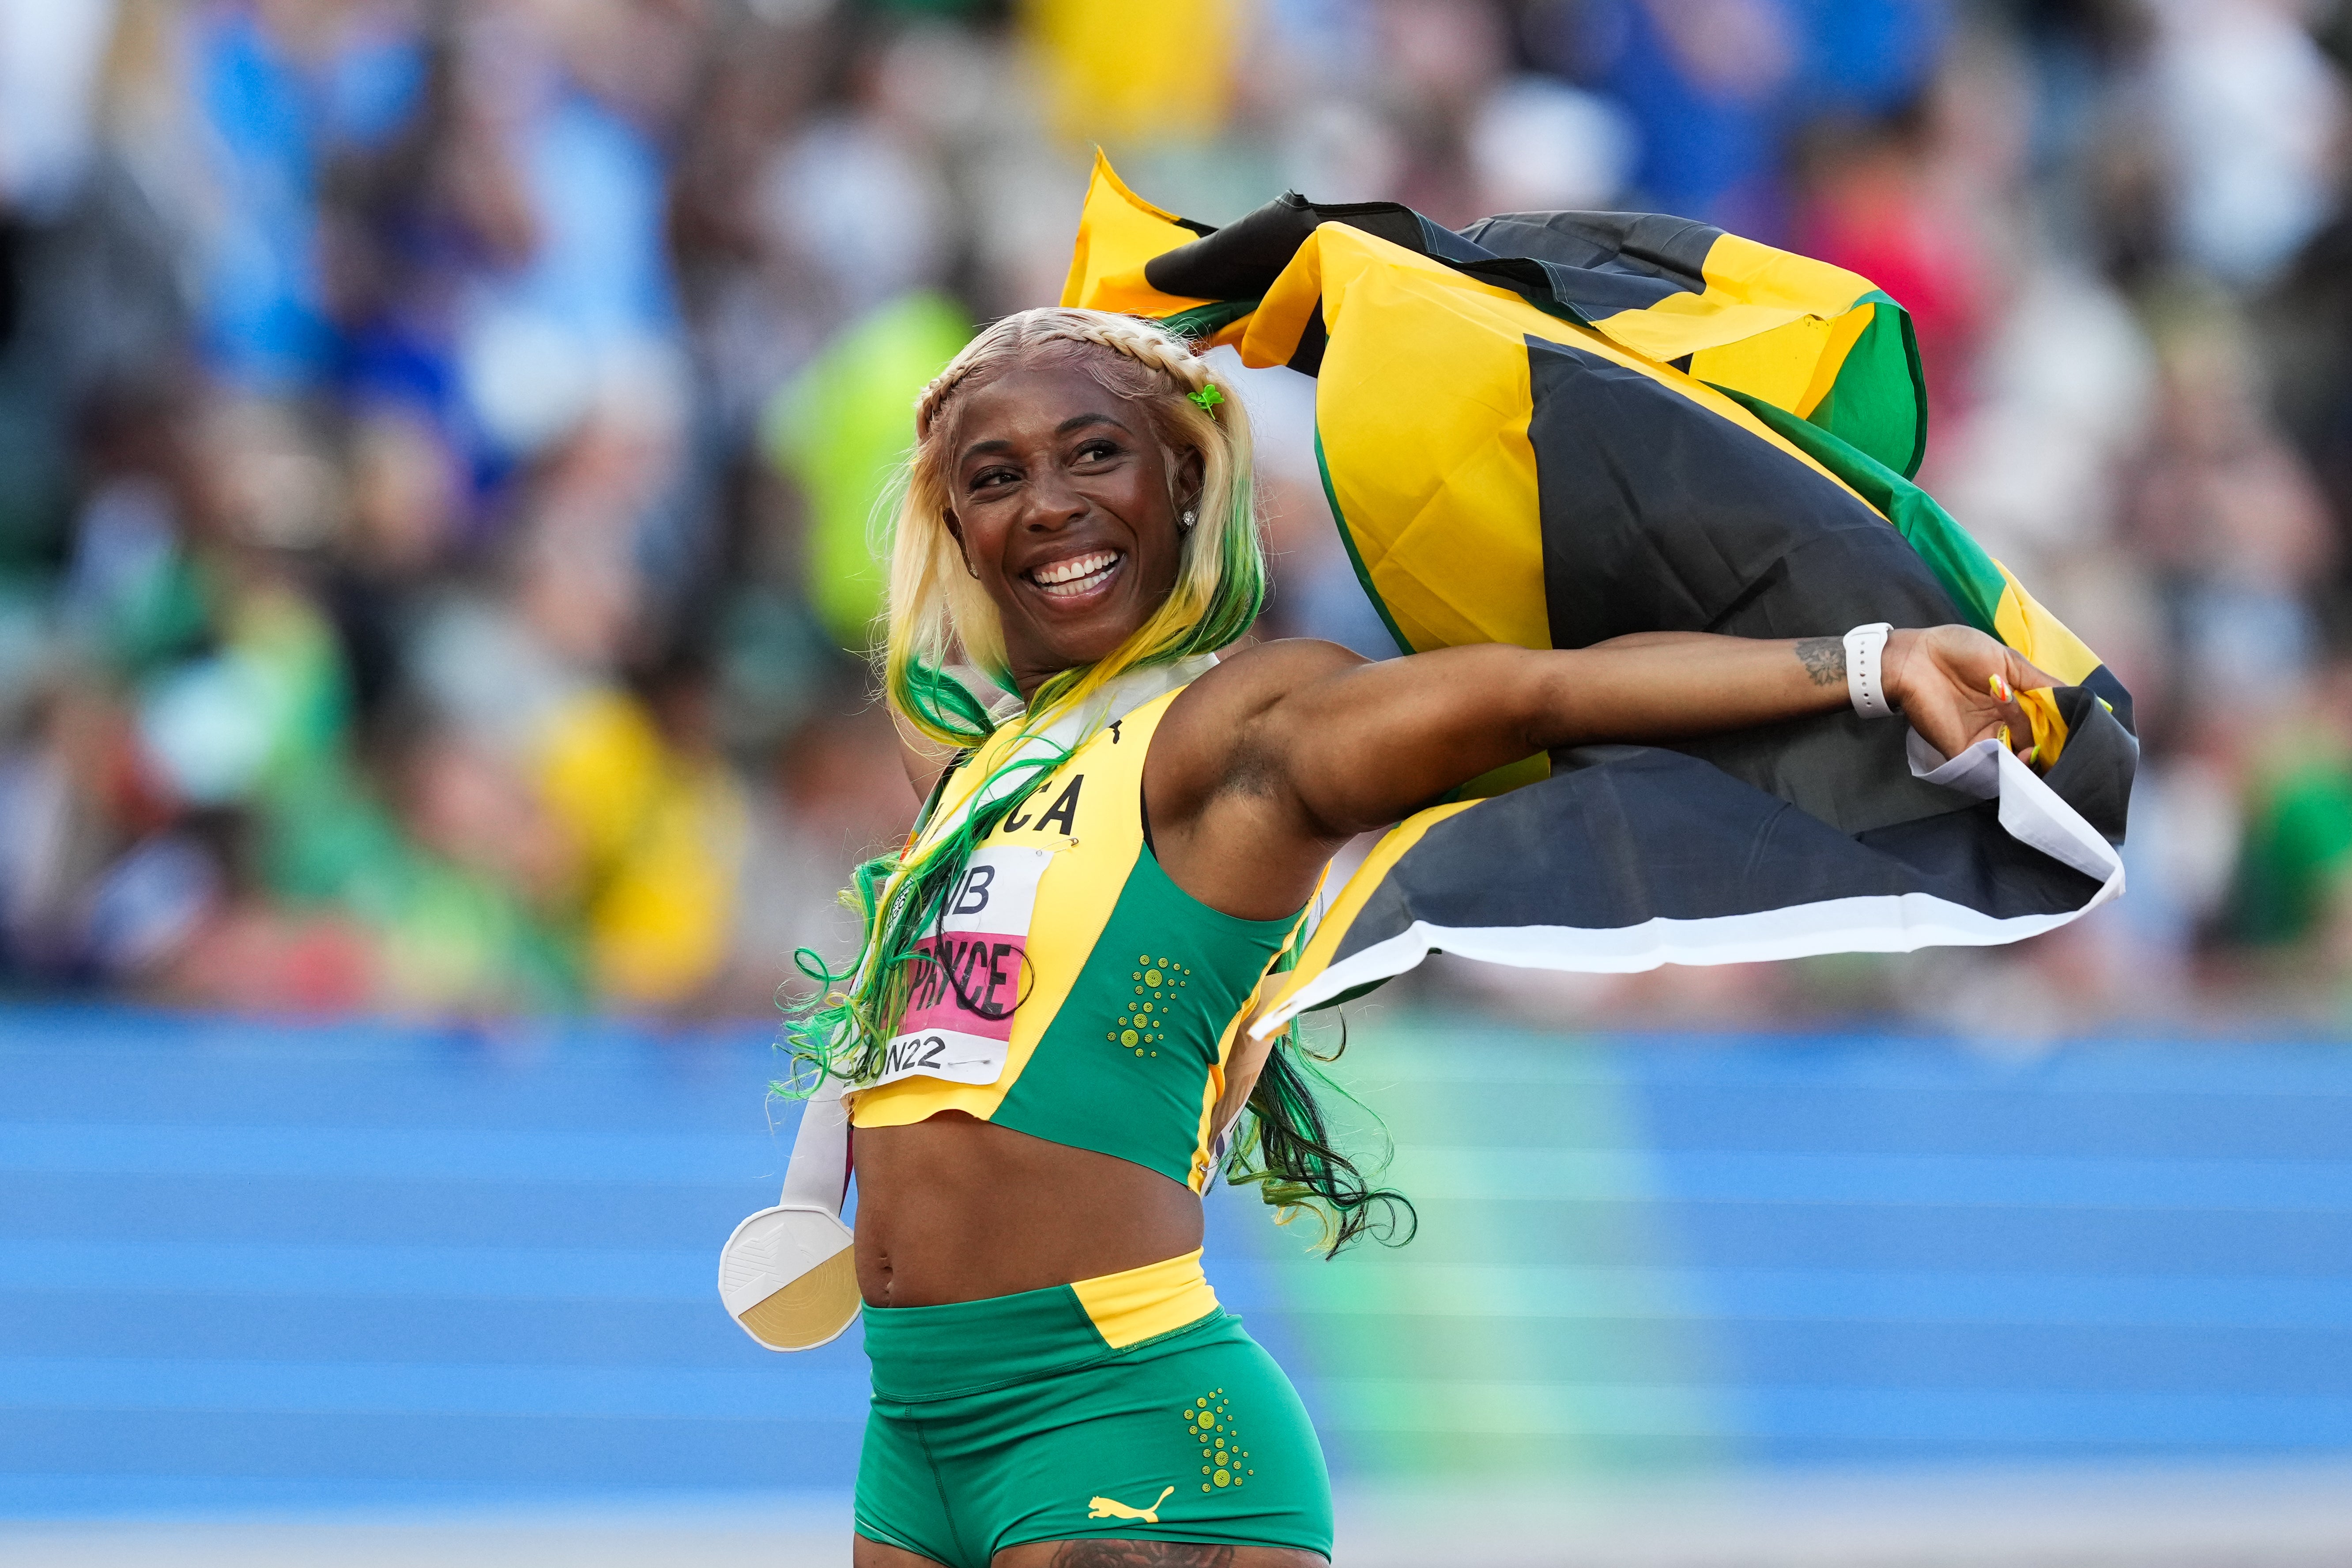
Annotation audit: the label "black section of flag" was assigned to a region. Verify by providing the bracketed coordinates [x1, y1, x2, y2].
[1525, 336, 1979, 834]
[1528, 339, 1953, 649]
[1144, 195, 1731, 345]
[1329, 701, 2132, 972]
[1460, 211, 1720, 293]
[1144, 194, 1423, 301]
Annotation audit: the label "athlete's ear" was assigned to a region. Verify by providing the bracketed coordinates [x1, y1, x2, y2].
[1172, 446, 1204, 516]
[943, 510, 980, 579]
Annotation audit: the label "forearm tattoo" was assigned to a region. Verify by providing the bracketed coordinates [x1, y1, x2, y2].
[1794, 637, 1846, 688]
[1048, 1542, 1237, 1567]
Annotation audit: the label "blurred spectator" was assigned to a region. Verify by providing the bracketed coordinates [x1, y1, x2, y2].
[0, 0, 119, 221]
[727, 688, 917, 1015]
[1024, 0, 1243, 147]
[1467, 74, 1636, 215]
[186, 0, 430, 389]
[1534, 0, 1796, 236]
[2224, 658, 2352, 1005]
[2150, 0, 2345, 290]
[2122, 294, 2334, 741]
[764, 291, 971, 647]
[0, 0, 2346, 1029]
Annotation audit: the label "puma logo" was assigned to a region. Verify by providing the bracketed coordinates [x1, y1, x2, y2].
[1086, 1485, 1174, 1523]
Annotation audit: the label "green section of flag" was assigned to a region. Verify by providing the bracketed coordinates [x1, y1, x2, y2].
[1803, 293, 1928, 480]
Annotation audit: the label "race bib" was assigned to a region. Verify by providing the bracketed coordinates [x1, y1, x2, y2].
[872, 845, 1053, 1089]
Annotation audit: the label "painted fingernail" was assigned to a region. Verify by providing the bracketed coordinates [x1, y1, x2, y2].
[2022, 743, 2041, 766]
[1998, 725, 2012, 750]
[1989, 674, 2013, 703]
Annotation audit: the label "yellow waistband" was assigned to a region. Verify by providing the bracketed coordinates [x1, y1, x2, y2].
[1070, 1248, 1219, 1349]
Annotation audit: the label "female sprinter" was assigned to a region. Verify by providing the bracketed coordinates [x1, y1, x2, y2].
[808, 308, 2050, 1568]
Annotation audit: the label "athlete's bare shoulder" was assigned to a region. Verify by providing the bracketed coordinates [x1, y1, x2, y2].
[1178, 638, 1367, 720]
[1150, 639, 1367, 806]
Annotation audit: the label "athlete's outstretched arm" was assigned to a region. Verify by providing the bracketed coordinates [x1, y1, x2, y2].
[1259, 626, 2053, 839]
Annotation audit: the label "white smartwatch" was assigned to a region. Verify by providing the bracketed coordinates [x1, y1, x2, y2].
[1844, 622, 1896, 719]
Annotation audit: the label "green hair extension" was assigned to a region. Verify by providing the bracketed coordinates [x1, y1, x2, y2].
[780, 731, 1071, 1091]
[895, 659, 1002, 752]
[1218, 939, 1416, 1256]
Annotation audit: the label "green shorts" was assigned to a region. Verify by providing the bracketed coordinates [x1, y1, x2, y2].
[854, 1249, 1332, 1566]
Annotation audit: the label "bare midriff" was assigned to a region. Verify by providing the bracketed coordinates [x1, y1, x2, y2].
[853, 1112, 1203, 1308]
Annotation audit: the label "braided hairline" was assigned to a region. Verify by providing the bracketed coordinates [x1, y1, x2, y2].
[914, 309, 1210, 440]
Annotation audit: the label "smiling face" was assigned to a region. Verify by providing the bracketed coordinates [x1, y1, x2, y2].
[943, 361, 1202, 696]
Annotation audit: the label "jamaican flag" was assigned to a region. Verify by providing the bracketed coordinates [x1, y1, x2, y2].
[1063, 156, 2133, 1030]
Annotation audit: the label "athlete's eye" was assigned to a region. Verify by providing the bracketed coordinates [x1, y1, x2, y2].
[1074, 439, 1121, 464]
[969, 465, 1018, 491]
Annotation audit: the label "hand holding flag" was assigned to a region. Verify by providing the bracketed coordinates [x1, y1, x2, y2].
[1884, 627, 2059, 769]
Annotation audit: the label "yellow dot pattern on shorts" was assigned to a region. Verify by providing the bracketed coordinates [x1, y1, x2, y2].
[1182, 1386, 1249, 1493]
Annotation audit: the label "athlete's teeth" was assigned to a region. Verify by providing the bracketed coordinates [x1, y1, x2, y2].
[1031, 551, 1119, 591]
[1035, 552, 1112, 584]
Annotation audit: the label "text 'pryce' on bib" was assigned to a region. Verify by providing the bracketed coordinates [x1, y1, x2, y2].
[873, 844, 1053, 1089]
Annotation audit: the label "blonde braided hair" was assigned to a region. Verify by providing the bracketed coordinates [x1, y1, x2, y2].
[883, 306, 1259, 746]
[913, 309, 1216, 441]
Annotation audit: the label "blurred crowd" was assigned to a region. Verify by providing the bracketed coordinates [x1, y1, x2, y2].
[4, 0, 2352, 1025]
